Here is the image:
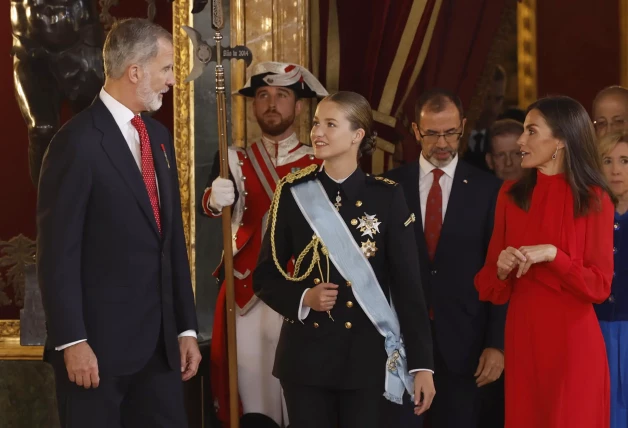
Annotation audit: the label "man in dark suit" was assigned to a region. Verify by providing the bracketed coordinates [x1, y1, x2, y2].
[36, 18, 200, 428]
[384, 89, 506, 428]
[464, 65, 507, 172]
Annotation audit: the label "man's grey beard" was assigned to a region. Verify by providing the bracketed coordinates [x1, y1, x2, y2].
[137, 71, 163, 112]
[428, 151, 457, 168]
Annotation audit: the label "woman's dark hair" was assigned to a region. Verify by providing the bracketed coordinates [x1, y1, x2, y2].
[322, 91, 377, 157]
[508, 95, 616, 215]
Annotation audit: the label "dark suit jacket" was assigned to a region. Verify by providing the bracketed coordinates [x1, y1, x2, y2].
[464, 130, 491, 172]
[37, 97, 198, 376]
[253, 167, 433, 389]
[385, 159, 506, 375]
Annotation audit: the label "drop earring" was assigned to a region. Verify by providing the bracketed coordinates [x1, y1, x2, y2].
[552, 146, 558, 160]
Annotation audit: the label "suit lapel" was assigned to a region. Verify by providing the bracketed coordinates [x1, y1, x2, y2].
[144, 117, 172, 240]
[406, 163, 429, 263]
[92, 99, 161, 238]
[435, 160, 471, 261]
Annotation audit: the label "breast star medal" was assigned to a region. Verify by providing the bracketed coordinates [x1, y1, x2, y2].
[357, 213, 381, 238]
[361, 239, 378, 258]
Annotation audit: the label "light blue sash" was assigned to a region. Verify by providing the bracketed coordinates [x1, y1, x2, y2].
[290, 179, 414, 404]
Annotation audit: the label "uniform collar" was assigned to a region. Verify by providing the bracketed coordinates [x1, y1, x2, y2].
[261, 133, 300, 160]
[318, 167, 365, 203]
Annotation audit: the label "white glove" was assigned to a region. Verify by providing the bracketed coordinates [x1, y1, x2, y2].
[209, 177, 235, 212]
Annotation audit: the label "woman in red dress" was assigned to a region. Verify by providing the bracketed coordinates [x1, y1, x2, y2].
[475, 96, 615, 428]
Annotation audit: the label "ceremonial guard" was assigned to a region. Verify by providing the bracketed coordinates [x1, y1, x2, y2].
[253, 92, 435, 428]
[202, 62, 327, 426]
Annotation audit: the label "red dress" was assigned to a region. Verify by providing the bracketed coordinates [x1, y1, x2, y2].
[475, 171, 614, 428]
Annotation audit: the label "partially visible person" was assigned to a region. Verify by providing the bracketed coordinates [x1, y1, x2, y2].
[475, 95, 614, 428]
[202, 62, 327, 427]
[498, 107, 526, 124]
[592, 86, 628, 138]
[253, 91, 435, 428]
[385, 88, 506, 428]
[37, 18, 200, 428]
[597, 132, 628, 428]
[465, 65, 507, 171]
[486, 119, 524, 181]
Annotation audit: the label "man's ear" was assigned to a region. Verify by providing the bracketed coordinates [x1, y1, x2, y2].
[295, 99, 303, 116]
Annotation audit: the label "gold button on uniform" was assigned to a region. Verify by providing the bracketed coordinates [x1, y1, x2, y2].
[313, 278, 321, 285]
[346, 301, 353, 308]
[313, 322, 319, 328]
[351, 219, 358, 226]
[346, 280, 352, 287]
[355, 200, 363, 207]
[345, 322, 352, 329]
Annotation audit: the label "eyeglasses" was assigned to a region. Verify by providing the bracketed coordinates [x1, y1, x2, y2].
[593, 118, 627, 132]
[419, 129, 463, 145]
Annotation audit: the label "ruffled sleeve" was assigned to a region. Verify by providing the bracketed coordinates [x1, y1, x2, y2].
[544, 189, 614, 303]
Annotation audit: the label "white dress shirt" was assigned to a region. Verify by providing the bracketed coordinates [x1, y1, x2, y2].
[56, 88, 196, 351]
[419, 153, 458, 228]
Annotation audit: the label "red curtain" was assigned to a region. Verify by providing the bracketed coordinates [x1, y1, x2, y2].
[314, 0, 512, 169]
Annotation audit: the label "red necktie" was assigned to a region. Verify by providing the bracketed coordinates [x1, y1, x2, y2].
[424, 169, 444, 261]
[131, 115, 161, 234]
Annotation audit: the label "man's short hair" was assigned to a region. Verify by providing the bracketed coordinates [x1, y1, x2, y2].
[415, 88, 464, 123]
[103, 18, 172, 79]
[487, 119, 523, 153]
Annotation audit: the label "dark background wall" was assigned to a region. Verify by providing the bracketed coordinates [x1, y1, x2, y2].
[536, 0, 621, 112]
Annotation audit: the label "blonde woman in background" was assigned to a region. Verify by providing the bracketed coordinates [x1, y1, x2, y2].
[596, 132, 628, 428]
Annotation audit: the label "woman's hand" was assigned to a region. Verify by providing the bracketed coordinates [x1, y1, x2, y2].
[413, 371, 435, 416]
[515, 245, 557, 277]
[497, 247, 527, 280]
[303, 283, 339, 312]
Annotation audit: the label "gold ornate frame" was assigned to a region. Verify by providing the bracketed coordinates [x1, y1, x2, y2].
[0, 320, 42, 360]
[173, 0, 196, 296]
[621, 0, 628, 88]
[517, 0, 537, 109]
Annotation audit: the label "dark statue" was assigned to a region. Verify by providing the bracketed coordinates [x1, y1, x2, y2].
[11, 0, 105, 186]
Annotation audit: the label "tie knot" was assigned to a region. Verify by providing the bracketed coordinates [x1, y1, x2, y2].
[131, 115, 145, 130]
[432, 168, 444, 180]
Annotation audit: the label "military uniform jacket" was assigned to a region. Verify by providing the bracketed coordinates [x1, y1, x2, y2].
[201, 137, 322, 311]
[253, 165, 434, 389]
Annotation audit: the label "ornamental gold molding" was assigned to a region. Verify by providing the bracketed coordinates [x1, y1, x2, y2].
[0, 321, 43, 360]
[0, 320, 19, 338]
[621, 0, 628, 88]
[172, 0, 196, 296]
[517, 0, 537, 109]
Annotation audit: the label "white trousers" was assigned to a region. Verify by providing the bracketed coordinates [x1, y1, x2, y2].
[236, 299, 288, 427]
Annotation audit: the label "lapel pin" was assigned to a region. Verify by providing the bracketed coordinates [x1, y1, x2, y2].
[463, 179, 468, 184]
[160, 144, 171, 169]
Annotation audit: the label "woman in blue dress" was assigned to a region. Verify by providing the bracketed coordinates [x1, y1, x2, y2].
[597, 131, 628, 428]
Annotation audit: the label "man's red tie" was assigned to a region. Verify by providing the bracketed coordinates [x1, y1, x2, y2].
[131, 115, 161, 234]
[424, 168, 444, 261]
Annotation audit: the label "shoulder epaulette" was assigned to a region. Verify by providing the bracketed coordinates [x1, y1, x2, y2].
[281, 163, 319, 186]
[371, 175, 398, 186]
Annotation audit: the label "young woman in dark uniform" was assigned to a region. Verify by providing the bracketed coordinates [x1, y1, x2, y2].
[253, 91, 435, 428]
